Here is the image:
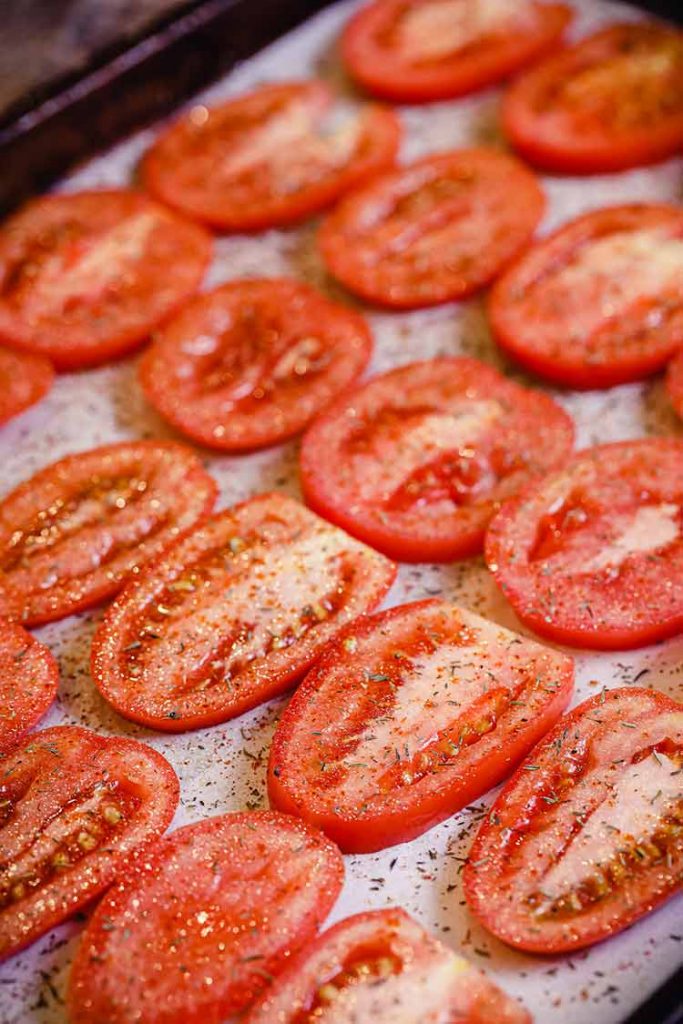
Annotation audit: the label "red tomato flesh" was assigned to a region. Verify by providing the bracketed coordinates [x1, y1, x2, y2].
[0, 347, 53, 426]
[0, 619, 58, 755]
[666, 347, 683, 421]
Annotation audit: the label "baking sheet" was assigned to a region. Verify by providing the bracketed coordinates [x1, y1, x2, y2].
[1, 1, 682, 1020]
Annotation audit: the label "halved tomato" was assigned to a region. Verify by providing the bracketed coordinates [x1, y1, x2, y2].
[0, 725, 178, 961]
[269, 599, 573, 852]
[342, 0, 572, 103]
[486, 439, 683, 650]
[489, 203, 683, 389]
[139, 278, 372, 451]
[243, 907, 531, 1023]
[67, 811, 344, 1024]
[0, 190, 211, 370]
[464, 687, 683, 954]
[666, 347, 683, 421]
[318, 149, 544, 309]
[300, 357, 573, 563]
[0, 441, 217, 626]
[0, 347, 54, 426]
[0, 619, 58, 755]
[502, 23, 683, 174]
[91, 492, 396, 731]
[142, 81, 401, 232]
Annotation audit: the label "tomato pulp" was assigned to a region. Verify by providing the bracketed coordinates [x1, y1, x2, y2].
[0, 619, 58, 755]
[0, 347, 53, 426]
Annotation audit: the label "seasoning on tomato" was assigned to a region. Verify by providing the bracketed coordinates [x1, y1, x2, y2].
[139, 278, 372, 452]
[0, 619, 58, 755]
[486, 439, 683, 650]
[0, 347, 53, 426]
[0, 725, 178, 962]
[67, 811, 344, 1024]
[0, 441, 217, 626]
[342, 0, 572, 104]
[465, 687, 683, 954]
[0, 190, 211, 370]
[300, 357, 573, 563]
[666, 347, 683, 421]
[142, 81, 401, 232]
[502, 23, 683, 174]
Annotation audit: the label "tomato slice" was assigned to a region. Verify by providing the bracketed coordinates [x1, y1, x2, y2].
[142, 81, 401, 232]
[666, 347, 683, 421]
[318, 149, 544, 309]
[342, 0, 572, 103]
[489, 203, 683, 389]
[66, 810, 344, 1024]
[0, 441, 217, 626]
[243, 907, 531, 1024]
[486, 439, 683, 650]
[91, 492, 396, 731]
[0, 619, 58, 755]
[300, 357, 573, 563]
[502, 23, 683, 174]
[0, 190, 211, 370]
[464, 687, 683, 954]
[139, 278, 372, 451]
[0, 725, 178, 961]
[0, 347, 53, 426]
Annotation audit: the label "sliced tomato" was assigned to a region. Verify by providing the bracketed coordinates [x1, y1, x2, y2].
[0, 725, 178, 961]
[300, 357, 573, 563]
[243, 907, 531, 1024]
[0, 441, 217, 626]
[502, 23, 683, 174]
[0, 347, 54, 426]
[142, 81, 401, 232]
[666, 347, 683, 420]
[139, 278, 372, 451]
[67, 810, 344, 1024]
[489, 203, 683, 389]
[486, 439, 683, 650]
[342, 0, 572, 103]
[465, 687, 683, 953]
[318, 149, 544, 309]
[91, 492, 396, 732]
[0, 619, 58, 755]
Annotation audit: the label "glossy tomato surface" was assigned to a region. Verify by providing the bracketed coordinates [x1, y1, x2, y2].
[0, 347, 53, 426]
[0, 619, 58, 755]
[666, 347, 683, 421]
[486, 439, 683, 650]
[67, 811, 344, 1024]
[503, 23, 683, 173]
[139, 278, 372, 451]
[0, 441, 217, 626]
[0, 726, 178, 961]
[0, 190, 211, 370]
[142, 81, 400, 232]
[464, 687, 683, 953]
[269, 599, 573, 852]
[300, 357, 574, 562]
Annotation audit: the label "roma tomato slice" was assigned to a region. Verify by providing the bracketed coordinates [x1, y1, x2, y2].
[91, 492, 396, 732]
[489, 203, 683, 389]
[142, 81, 401, 232]
[318, 149, 544, 309]
[67, 811, 344, 1024]
[0, 442, 217, 626]
[139, 278, 372, 451]
[342, 0, 572, 103]
[300, 357, 574, 563]
[269, 599, 573, 853]
[0, 725, 178, 961]
[244, 907, 531, 1024]
[0, 347, 53, 426]
[0, 619, 58, 755]
[464, 687, 683, 954]
[666, 347, 683, 421]
[486, 439, 683, 650]
[0, 190, 211, 370]
[502, 23, 683, 174]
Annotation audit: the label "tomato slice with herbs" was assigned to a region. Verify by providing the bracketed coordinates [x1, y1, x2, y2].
[269, 599, 573, 853]
[465, 687, 683, 954]
[342, 0, 572, 104]
[318, 148, 544, 309]
[0, 725, 178, 962]
[486, 439, 683, 650]
[243, 907, 531, 1024]
[91, 492, 396, 732]
[142, 81, 401, 232]
[489, 203, 683, 389]
[300, 357, 574, 563]
[67, 810, 344, 1024]
[0, 441, 217, 626]
[139, 278, 372, 451]
[666, 347, 683, 421]
[0, 347, 53, 426]
[502, 23, 683, 174]
[0, 190, 211, 370]
[0, 619, 58, 755]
